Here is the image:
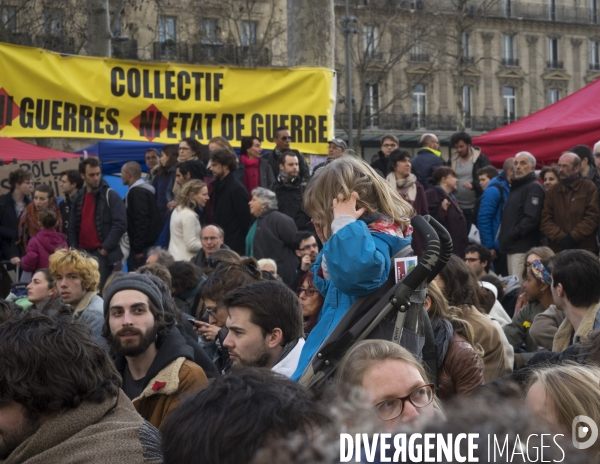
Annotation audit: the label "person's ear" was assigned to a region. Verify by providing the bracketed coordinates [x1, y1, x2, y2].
[279, 163, 284, 171]
[424, 295, 431, 312]
[295, 249, 302, 258]
[268, 328, 283, 349]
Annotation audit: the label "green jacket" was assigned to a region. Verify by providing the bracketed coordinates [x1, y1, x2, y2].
[503, 300, 546, 357]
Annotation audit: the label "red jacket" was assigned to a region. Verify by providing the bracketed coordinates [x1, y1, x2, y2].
[21, 228, 68, 272]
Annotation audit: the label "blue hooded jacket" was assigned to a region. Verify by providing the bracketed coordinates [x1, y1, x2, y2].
[477, 171, 510, 251]
[291, 216, 411, 381]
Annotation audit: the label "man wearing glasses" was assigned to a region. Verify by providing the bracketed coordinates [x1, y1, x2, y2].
[370, 134, 399, 177]
[411, 133, 445, 190]
[290, 231, 319, 290]
[191, 225, 228, 273]
[262, 126, 310, 180]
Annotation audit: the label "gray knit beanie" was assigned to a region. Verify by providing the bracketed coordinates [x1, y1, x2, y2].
[103, 274, 164, 318]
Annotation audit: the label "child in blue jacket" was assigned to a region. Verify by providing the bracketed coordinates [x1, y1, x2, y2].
[292, 156, 414, 382]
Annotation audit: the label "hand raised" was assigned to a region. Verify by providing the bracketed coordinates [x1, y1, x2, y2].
[332, 192, 366, 220]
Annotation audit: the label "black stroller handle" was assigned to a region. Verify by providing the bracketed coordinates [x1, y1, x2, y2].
[400, 215, 441, 291]
[425, 216, 453, 283]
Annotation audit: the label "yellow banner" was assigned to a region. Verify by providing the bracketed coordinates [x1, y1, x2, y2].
[0, 43, 334, 153]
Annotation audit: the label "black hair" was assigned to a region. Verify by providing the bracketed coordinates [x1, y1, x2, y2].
[551, 250, 600, 307]
[178, 160, 207, 180]
[60, 169, 84, 189]
[181, 138, 209, 164]
[430, 166, 457, 186]
[438, 255, 487, 311]
[477, 165, 499, 180]
[78, 156, 101, 174]
[209, 148, 238, 172]
[278, 151, 298, 167]
[480, 274, 505, 302]
[222, 280, 303, 345]
[388, 149, 412, 169]
[273, 126, 289, 139]
[240, 136, 260, 156]
[160, 367, 332, 464]
[0, 311, 121, 414]
[569, 144, 594, 166]
[168, 261, 202, 296]
[293, 231, 315, 251]
[465, 244, 492, 272]
[450, 131, 473, 147]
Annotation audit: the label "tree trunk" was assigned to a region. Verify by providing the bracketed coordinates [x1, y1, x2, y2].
[286, 0, 335, 68]
[86, 0, 111, 57]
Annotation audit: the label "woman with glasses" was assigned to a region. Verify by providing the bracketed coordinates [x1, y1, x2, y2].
[336, 340, 439, 428]
[296, 272, 324, 334]
[246, 187, 298, 288]
[166, 138, 209, 212]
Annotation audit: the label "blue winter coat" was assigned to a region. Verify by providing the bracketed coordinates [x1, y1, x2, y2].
[477, 172, 510, 251]
[291, 218, 411, 381]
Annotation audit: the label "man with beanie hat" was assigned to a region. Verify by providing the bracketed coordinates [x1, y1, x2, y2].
[103, 274, 208, 428]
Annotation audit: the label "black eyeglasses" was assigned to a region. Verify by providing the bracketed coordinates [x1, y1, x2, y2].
[297, 287, 318, 297]
[374, 384, 435, 421]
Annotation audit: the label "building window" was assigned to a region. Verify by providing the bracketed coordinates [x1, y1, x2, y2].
[412, 84, 426, 128]
[365, 83, 380, 127]
[502, 34, 517, 66]
[547, 89, 560, 104]
[503, 86, 516, 123]
[364, 25, 379, 58]
[159, 16, 176, 43]
[590, 0, 598, 23]
[201, 19, 219, 44]
[241, 21, 257, 47]
[463, 85, 472, 128]
[590, 40, 600, 70]
[547, 37, 560, 68]
[0, 6, 17, 33]
[462, 32, 470, 57]
[502, 0, 512, 16]
[548, 0, 557, 21]
[43, 9, 62, 36]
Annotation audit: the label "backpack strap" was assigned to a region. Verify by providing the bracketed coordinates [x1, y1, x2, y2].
[491, 183, 504, 203]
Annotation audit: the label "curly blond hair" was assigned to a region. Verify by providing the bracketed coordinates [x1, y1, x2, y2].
[49, 248, 100, 293]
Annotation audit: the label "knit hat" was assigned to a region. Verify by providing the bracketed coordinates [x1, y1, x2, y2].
[103, 274, 164, 319]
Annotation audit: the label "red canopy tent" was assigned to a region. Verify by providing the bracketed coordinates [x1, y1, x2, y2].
[0, 137, 79, 162]
[473, 78, 600, 168]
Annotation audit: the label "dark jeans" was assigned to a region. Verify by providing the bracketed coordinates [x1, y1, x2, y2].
[127, 249, 148, 272]
[89, 248, 113, 294]
[462, 207, 475, 235]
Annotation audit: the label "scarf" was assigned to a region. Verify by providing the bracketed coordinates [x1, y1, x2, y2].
[386, 172, 417, 203]
[431, 318, 454, 369]
[245, 219, 258, 256]
[17, 201, 63, 252]
[560, 173, 580, 189]
[241, 155, 260, 192]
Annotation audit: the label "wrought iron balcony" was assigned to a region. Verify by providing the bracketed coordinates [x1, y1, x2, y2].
[501, 58, 519, 67]
[589, 63, 600, 71]
[112, 39, 138, 60]
[547, 60, 563, 69]
[191, 43, 271, 66]
[409, 53, 430, 62]
[152, 41, 188, 62]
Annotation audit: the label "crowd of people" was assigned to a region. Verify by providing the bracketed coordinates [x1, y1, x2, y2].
[0, 128, 599, 463]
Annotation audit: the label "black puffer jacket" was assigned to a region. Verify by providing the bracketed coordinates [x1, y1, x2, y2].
[68, 180, 127, 265]
[0, 192, 30, 260]
[499, 172, 545, 254]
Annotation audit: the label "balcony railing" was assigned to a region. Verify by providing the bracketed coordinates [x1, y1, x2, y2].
[34, 35, 75, 54]
[112, 39, 138, 60]
[546, 60, 564, 69]
[0, 32, 32, 46]
[335, 1, 600, 25]
[191, 43, 270, 66]
[335, 113, 519, 133]
[590, 63, 600, 71]
[152, 41, 188, 62]
[501, 58, 520, 67]
[409, 53, 429, 62]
